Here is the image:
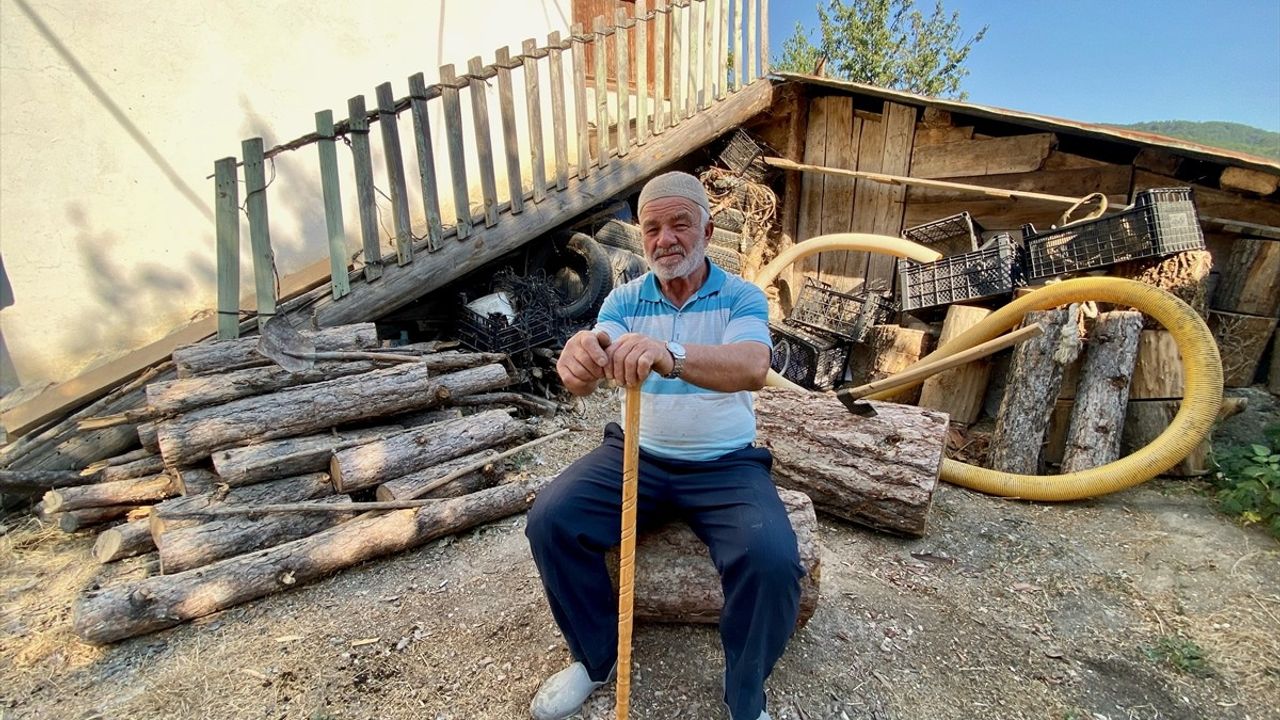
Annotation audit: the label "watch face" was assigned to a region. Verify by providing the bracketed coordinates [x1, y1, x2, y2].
[667, 341, 686, 358]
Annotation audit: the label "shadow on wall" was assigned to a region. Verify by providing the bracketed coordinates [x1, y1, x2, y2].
[62, 203, 216, 365]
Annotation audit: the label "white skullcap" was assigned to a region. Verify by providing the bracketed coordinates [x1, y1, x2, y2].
[637, 171, 711, 216]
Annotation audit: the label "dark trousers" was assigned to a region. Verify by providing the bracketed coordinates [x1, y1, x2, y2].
[526, 423, 804, 720]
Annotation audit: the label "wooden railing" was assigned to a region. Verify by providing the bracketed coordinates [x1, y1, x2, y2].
[212, 0, 769, 339]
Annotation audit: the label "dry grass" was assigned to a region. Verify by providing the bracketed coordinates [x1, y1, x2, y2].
[1182, 550, 1280, 704]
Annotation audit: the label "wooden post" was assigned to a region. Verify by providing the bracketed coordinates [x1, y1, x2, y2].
[760, 0, 768, 74]
[494, 47, 525, 215]
[686, 0, 698, 118]
[314, 111, 351, 299]
[746, 0, 756, 81]
[213, 157, 240, 340]
[375, 82, 414, 265]
[718, 0, 729, 98]
[439, 65, 472, 238]
[467, 56, 500, 228]
[522, 39, 548, 202]
[592, 17, 610, 169]
[918, 305, 994, 425]
[347, 95, 385, 278]
[1061, 311, 1143, 473]
[571, 23, 591, 180]
[547, 32, 570, 190]
[701, 0, 713, 109]
[407, 73, 444, 251]
[614, 10, 631, 157]
[241, 138, 277, 327]
[635, 0, 649, 146]
[989, 306, 1081, 474]
[670, 3, 683, 127]
[734, 0, 743, 90]
[653, 1, 667, 134]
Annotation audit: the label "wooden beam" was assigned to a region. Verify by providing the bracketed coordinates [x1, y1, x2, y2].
[439, 65, 472, 238]
[213, 157, 240, 340]
[242, 138, 277, 326]
[523, 39, 548, 202]
[547, 31, 571, 189]
[467, 56, 500, 227]
[495, 47, 525, 215]
[593, 17, 610, 168]
[571, 24, 591, 180]
[910, 133, 1056, 179]
[407, 73, 444, 251]
[1220, 166, 1280, 196]
[347, 95, 385, 277]
[375, 82, 414, 265]
[613, 11, 631, 157]
[314, 110, 351, 299]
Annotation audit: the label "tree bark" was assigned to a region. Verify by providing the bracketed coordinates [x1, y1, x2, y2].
[57, 505, 147, 532]
[150, 472, 334, 535]
[1209, 310, 1278, 387]
[43, 474, 175, 514]
[137, 422, 160, 453]
[100, 456, 166, 483]
[172, 467, 220, 496]
[754, 388, 946, 537]
[73, 475, 553, 644]
[93, 518, 156, 563]
[918, 305, 992, 425]
[83, 448, 153, 473]
[1212, 238, 1280, 317]
[1061, 312, 1143, 473]
[1113, 250, 1212, 329]
[448, 392, 560, 417]
[1129, 330, 1184, 399]
[1122, 400, 1210, 476]
[172, 323, 378, 377]
[156, 363, 512, 467]
[989, 307, 1081, 475]
[149, 351, 507, 416]
[608, 488, 821, 627]
[376, 449, 502, 500]
[331, 409, 527, 492]
[156, 495, 354, 574]
[0, 469, 98, 495]
[211, 426, 402, 487]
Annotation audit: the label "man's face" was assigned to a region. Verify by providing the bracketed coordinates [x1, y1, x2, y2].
[638, 196, 712, 281]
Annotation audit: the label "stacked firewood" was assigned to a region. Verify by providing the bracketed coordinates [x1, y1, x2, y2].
[1, 322, 572, 644]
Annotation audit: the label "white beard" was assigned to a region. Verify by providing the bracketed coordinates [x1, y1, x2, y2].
[648, 238, 708, 281]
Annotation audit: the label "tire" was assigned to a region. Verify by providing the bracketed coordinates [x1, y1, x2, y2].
[533, 233, 613, 321]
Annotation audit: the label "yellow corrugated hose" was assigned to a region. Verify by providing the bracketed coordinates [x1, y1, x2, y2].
[754, 233, 1223, 501]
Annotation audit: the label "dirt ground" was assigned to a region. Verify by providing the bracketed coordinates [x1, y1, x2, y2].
[2, 389, 1278, 720]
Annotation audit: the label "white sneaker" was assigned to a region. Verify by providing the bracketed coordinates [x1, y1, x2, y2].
[529, 662, 614, 720]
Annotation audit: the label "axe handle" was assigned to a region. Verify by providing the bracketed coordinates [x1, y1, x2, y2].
[841, 322, 1044, 402]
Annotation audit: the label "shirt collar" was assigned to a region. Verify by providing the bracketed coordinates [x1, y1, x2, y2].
[639, 259, 726, 305]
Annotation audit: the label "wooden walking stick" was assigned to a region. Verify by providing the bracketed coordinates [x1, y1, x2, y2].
[615, 384, 642, 719]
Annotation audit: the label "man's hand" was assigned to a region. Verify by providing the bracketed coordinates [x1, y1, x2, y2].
[557, 330, 613, 396]
[604, 333, 673, 387]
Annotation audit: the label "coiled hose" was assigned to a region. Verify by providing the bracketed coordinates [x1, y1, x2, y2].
[754, 234, 1223, 501]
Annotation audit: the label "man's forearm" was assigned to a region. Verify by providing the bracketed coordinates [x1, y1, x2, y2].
[677, 342, 770, 392]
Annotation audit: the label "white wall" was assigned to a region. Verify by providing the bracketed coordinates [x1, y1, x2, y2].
[0, 0, 574, 394]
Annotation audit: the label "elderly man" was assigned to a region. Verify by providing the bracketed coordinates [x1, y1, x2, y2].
[525, 171, 804, 720]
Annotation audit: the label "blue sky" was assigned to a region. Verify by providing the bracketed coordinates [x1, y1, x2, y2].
[769, 1, 1280, 132]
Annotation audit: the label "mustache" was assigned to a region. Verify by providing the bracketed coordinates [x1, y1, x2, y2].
[652, 247, 686, 259]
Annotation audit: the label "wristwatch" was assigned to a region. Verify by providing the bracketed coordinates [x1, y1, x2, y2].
[662, 341, 686, 379]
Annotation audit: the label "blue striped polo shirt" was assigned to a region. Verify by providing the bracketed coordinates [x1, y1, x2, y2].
[594, 260, 773, 461]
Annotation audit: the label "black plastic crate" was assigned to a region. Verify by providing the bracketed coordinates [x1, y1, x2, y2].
[769, 321, 850, 390]
[718, 128, 769, 181]
[1023, 187, 1204, 280]
[456, 303, 558, 354]
[790, 278, 897, 343]
[898, 234, 1019, 312]
[903, 212, 985, 257]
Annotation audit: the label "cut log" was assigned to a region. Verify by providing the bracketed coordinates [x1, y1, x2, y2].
[918, 305, 993, 425]
[1123, 400, 1210, 476]
[448, 392, 560, 417]
[1208, 310, 1279, 387]
[1061, 312, 1143, 473]
[909, 133, 1055, 179]
[1112, 250, 1213, 329]
[93, 518, 156, 563]
[846, 325, 934, 405]
[989, 306, 1081, 475]
[331, 409, 527, 492]
[1130, 330, 1184, 399]
[156, 363, 512, 466]
[173, 467, 219, 496]
[137, 422, 159, 453]
[171, 323, 378, 377]
[73, 475, 553, 644]
[43, 474, 175, 514]
[754, 388, 945, 537]
[1212, 238, 1280, 317]
[58, 504, 147, 532]
[211, 425, 402, 487]
[148, 351, 507, 417]
[82, 448, 153, 474]
[150, 472, 334, 535]
[0, 469, 99, 495]
[155, 495, 354, 574]
[1220, 167, 1280, 196]
[376, 449, 501, 500]
[100, 455, 166, 483]
[608, 488, 820, 627]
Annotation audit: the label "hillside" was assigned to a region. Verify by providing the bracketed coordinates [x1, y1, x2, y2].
[1117, 120, 1280, 160]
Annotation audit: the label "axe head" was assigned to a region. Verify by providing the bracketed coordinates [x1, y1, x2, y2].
[834, 388, 878, 417]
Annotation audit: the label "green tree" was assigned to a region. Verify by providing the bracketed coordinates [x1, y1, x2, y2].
[776, 0, 987, 100]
